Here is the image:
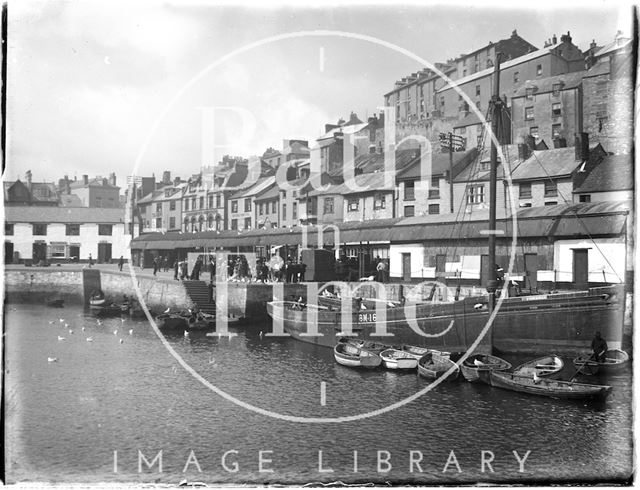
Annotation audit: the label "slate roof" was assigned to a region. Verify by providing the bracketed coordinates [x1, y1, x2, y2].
[454, 145, 520, 182]
[331, 172, 396, 195]
[510, 145, 603, 182]
[5, 206, 130, 223]
[397, 148, 478, 180]
[573, 154, 634, 193]
[513, 71, 585, 98]
[69, 177, 119, 189]
[229, 176, 275, 199]
[59, 194, 84, 207]
[4, 180, 59, 204]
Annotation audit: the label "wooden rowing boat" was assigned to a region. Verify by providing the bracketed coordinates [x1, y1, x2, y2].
[417, 352, 459, 381]
[379, 348, 419, 370]
[460, 354, 512, 383]
[46, 298, 64, 308]
[478, 370, 612, 400]
[333, 342, 382, 368]
[513, 355, 564, 377]
[338, 338, 390, 355]
[401, 344, 451, 360]
[573, 349, 629, 375]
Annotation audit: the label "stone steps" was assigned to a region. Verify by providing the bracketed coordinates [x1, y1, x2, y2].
[182, 280, 216, 314]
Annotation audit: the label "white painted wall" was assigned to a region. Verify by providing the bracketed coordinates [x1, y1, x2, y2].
[553, 237, 626, 283]
[389, 243, 427, 279]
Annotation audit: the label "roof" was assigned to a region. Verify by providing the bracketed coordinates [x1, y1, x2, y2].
[331, 172, 396, 195]
[513, 71, 585, 98]
[5, 206, 130, 224]
[383, 64, 457, 97]
[439, 46, 557, 92]
[350, 148, 424, 176]
[317, 122, 369, 141]
[573, 154, 634, 193]
[254, 182, 281, 201]
[594, 36, 632, 58]
[511, 147, 586, 181]
[454, 145, 521, 182]
[130, 201, 630, 250]
[397, 148, 479, 180]
[229, 176, 276, 199]
[4, 180, 59, 204]
[69, 178, 119, 189]
[59, 194, 84, 207]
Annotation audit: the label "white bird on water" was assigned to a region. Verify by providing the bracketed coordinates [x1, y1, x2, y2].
[119, 338, 124, 344]
[120, 318, 126, 323]
[259, 331, 264, 339]
[48, 357, 58, 363]
[113, 329, 118, 336]
[64, 323, 69, 328]
[97, 319, 103, 325]
[57, 336, 66, 341]
[128, 329, 133, 335]
[82, 327, 86, 331]
[49, 320, 56, 325]
[68, 329, 73, 334]
[164, 307, 171, 314]
[184, 330, 190, 339]
[59, 318, 65, 323]
[86, 337, 94, 342]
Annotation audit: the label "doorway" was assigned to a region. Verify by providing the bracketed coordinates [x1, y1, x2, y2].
[402, 253, 411, 282]
[98, 243, 112, 263]
[572, 248, 589, 290]
[5, 242, 14, 264]
[32, 242, 47, 264]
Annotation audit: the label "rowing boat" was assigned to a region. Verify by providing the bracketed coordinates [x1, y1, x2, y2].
[401, 344, 451, 360]
[460, 354, 512, 383]
[379, 348, 419, 370]
[478, 370, 612, 400]
[417, 352, 459, 381]
[573, 349, 629, 375]
[513, 355, 563, 377]
[333, 342, 382, 368]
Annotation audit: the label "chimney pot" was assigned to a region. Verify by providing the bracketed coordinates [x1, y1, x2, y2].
[83, 174, 89, 185]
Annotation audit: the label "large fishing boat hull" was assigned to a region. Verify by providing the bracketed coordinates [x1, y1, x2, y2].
[266, 285, 625, 356]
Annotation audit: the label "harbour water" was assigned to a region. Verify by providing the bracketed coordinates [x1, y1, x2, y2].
[4, 303, 633, 485]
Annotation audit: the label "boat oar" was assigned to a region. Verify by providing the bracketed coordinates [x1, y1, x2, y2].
[569, 355, 593, 383]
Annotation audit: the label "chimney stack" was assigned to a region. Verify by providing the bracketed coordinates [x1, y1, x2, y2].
[552, 34, 557, 44]
[517, 143, 531, 161]
[83, 174, 89, 185]
[575, 132, 589, 161]
[109, 172, 117, 187]
[25, 170, 32, 190]
[162, 171, 171, 184]
[65, 175, 70, 194]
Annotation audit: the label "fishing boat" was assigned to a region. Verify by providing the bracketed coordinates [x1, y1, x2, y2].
[333, 342, 382, 368]
[573, 349, 629, 375]
[460, 354, 512, 383]
[478, 370, 612, 400]
[417, 352, 459, 381]
[89, 297, 106, 307]
[401, 344, 451, 360]
[46, 298, 64, 308]
[514, 356, 564, 377]
[92, 302, 130, 317]
[379, 348, 419, 370]
[265, 54, 626, 356]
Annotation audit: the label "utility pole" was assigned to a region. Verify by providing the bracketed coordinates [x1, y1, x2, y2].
[449, 132, 454, 214]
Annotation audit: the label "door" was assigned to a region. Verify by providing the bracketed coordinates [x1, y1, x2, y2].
[5, 242, 14, 264]
[69, 245, 80, 262]
[32, 242, 47, 264]
[524, 253, 538, 291]
[572, 249, 589, 290]
[98, 243, 112, 263]
[402, 253, 411, 282]
[435, 254, 446, 278]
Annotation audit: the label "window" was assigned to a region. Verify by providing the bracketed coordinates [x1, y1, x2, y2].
[347, 197, 359, 211]
[374, 193, 386, 210]
[66, 224, 80, 236]
[33, 224, 47, 235]
[596, 80, 608, 96]
[525, 107, 534, 121]
[272, 201, 277, 214]
[244, 217, 251, 229]
[231, 200, 238, 213]
[169, 200, 176, 211]
[231, 219, 238, 230]
[191, 198, 196, 210]
[529, 126, 539, 138]
[5, 223, 13, 235]
[208, 195, 214, 208]
[552, 124, 562, 139]
[552, 83, 562, 96]
[283, 204, 287, 220]
[293, 202, 297, 219]
[428, 204, 440, 215]
[323, 198, 334, 215]
[199, 197, 204, 209]
[50, 244, 66, 259]
[155, 218, 162, 229]
[184, 199, 189, 211]
[404, 181, 415, 201]
[169, 217, 176, 229]
[475, 85, 481, 97]
[404, 205, 415, 217]
[544, 180, 558, 197]
[216, 195, 222, 208]
[467, 185, 485, 204]
[440, 96, 445, 110]
[579, 195, 591, 203]
[429, 176, 440, 199]
[244, 198, 251, 212]
[486, 59, 493, 68]
[544, 201, 558, 206]
[513, 71, 519, 83]
[536, 64, 542, 76]
[98, 224, 113, 235]
[156, 203, 162, 213]
[259, 203, 263, 215]
[519, 183, 532, 199]
[525, 87, 534, 100]
[552, 103, 562, 117]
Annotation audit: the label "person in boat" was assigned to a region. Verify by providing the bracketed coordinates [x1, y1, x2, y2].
[591, 331, 608, 362]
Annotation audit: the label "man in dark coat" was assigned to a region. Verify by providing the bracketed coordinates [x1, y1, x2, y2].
[118, 255, 124, 271]
[173, 259, 179, 280]
[591, 331, 608, 362]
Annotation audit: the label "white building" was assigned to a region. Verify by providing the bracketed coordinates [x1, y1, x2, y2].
[4, 206, 133, 264]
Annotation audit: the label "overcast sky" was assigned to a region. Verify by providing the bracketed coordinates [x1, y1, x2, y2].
[4, 0, 632, 186]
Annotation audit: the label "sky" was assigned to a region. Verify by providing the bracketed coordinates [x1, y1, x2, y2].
[3, 0, 633, 186]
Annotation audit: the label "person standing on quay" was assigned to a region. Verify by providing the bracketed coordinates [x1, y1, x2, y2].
[88, 253, 94, 268]
[153, 256, 159, 276]
[118, 255, 124, 271]
[173, 259, 179, 280]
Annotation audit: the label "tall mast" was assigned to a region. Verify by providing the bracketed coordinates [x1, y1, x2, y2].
[487, 53, 502, 311]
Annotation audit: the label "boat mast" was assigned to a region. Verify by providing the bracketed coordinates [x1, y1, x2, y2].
[487, 53, 502, 311]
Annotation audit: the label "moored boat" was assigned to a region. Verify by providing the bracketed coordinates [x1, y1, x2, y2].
[46, 298, 64, 308]
[401, 344, 451, 360]
[460, 354, 512, 382]
[417, 352, 459, 381]
[333, 342, 382, 368]
[514, 355, 564, 377]
[379, 348, 419, 370]
[478, 370, 612, 400]
[573, 349, 629, 375]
